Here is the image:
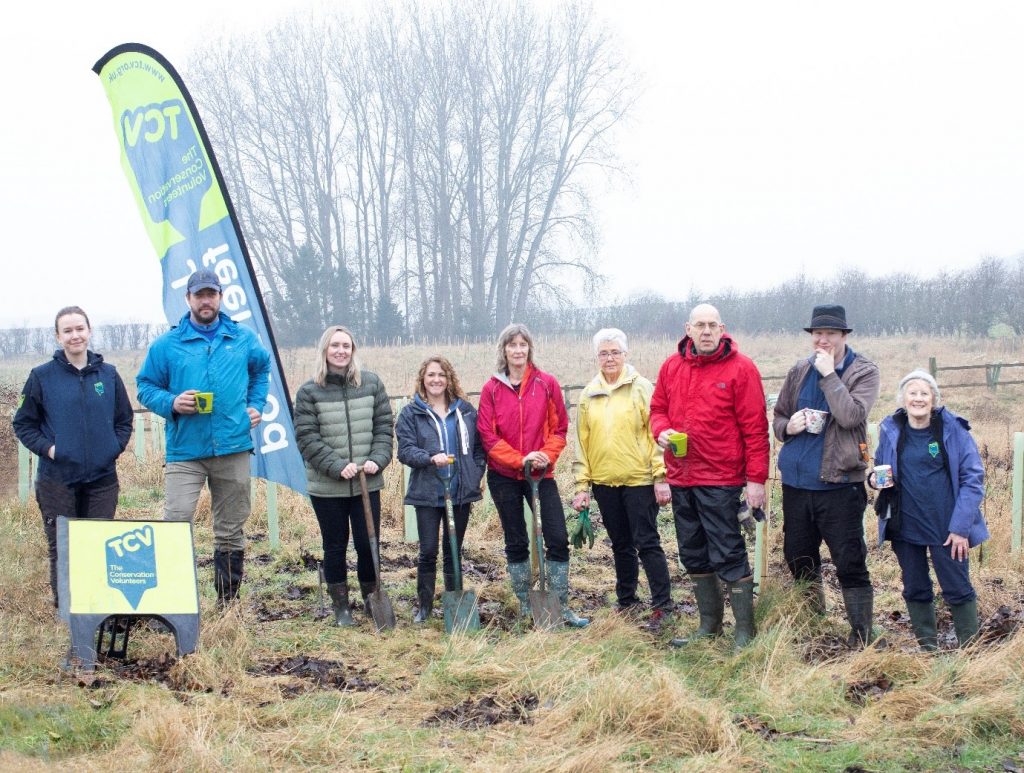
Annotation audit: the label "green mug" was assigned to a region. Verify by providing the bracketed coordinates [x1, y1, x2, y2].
[668, 431, 687, 458]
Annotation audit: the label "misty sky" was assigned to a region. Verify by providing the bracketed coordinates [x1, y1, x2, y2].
[2, 1, 1023, 326]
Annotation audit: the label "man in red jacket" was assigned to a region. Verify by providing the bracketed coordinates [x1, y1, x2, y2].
[650, 304, 769, 648]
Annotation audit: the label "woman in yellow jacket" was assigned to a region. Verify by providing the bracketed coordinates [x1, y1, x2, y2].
[572, 328, 674, 630]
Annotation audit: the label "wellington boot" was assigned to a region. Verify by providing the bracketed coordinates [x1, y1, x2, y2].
[842, 586, 876, 648]
[950, 598, 979, 648]
[804, 572, 827, 616]
[326, 583, 355, 627]
[414, 571, 436, 623]
[214, 549, 245, 608]
[359, 581, 377, 618]
[507, 561, 532, 619]
[905, 600, 937, 651]
[728, 576, 757, 649]
[548, 560, 590, 628]
[670, 573, 723, 647]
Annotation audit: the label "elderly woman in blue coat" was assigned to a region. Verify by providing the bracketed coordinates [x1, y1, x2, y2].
[873, 369, 988, 650]
[396, 356, 485, 623]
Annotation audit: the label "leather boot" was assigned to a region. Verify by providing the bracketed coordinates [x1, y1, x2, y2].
[842, 586, 876, 648]
[905, 600, 937, 651]
[326, 583, 355, 627]
[670, 573, 724, 647]
[548, 560, 590, 628]
[214, 549, 245, 607]
[414, 570, 436, 623]
[728, 576, 757, 649]
[508, 561, 532, 619]
[950, 599, 979, 648]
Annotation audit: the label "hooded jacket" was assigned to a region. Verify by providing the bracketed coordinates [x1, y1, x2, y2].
[649, 334, 769, 487]
[396, 395, 485, 506]
[573, 364, 666, 492]
[137, 311, 271, 463]
[13, 350, 133, 485]
[476, 363, 568, 480]
[772, 353, 879, 484]
[874, 406, 988, 546]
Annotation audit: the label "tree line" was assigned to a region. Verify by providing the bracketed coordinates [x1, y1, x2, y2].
[1, 255, 1020, 359]
[188, 0, 628, 346]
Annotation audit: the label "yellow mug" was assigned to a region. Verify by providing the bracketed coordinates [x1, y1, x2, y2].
[195, 392, 214, 414]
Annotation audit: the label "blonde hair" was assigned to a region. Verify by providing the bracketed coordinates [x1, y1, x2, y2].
[313, 325, 362, 388]
[415, 356, 466, 405]
[495, 323, 535, 372]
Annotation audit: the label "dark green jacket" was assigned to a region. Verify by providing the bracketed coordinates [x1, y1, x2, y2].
[294, 371, 393, 497]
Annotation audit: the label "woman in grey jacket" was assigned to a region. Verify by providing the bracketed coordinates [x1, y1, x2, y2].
[396, 356, 485, 622]
[294, 326, 393, 626]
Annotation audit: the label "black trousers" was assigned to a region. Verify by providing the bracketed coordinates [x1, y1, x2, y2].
[310, 491, 381, 585]
[36, 474, 120, 606]
[415, 503, 471, 590]
[488, 470, 569, 564]
[593, 483, 672, 610]
[671, 485, 750, 583]
[782, 484, 871, 589]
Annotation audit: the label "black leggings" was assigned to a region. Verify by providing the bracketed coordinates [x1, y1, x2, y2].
[310, 492, 381, 584]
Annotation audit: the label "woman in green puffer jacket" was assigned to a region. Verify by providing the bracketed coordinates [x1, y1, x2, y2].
[294, 325, 393, 626]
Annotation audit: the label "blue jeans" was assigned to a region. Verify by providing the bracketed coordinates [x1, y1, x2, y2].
[488, 470, 569, 564]
[890, 539, 975, 606]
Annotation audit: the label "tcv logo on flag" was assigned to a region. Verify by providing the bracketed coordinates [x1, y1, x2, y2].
[105, 525, 158, 609]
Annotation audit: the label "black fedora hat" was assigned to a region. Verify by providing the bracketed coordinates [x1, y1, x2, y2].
[803, 304, 852, 333]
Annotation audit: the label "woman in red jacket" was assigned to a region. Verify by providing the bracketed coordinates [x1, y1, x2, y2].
[477, 323, 588, 628]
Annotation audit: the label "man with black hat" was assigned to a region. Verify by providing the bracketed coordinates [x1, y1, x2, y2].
[772, 304, 880, 647]
[137, 269, 271, 607]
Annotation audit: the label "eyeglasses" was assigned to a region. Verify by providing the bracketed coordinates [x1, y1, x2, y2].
[597, 350, 624, 359]
[690, 322, 721, 332]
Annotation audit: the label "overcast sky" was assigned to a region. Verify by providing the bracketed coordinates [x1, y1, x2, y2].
[3, 1, 1023, 326]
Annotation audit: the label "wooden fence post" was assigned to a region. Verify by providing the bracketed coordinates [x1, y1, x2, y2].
[1012, 432, 1023, 554]
[928, 357, 937, 379]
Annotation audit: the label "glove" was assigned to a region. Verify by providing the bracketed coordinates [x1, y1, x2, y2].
[737, 502, 764, 539]
[569, 507, 596, 550]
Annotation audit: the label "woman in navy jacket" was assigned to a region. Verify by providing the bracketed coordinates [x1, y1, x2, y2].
[396, 356, 485, 623]
[873, 369, 988, 650]
[12, 306, 133, 607]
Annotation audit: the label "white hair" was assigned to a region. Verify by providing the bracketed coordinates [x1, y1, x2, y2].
[592, 327, 628, 355]
[896, 369, 941, 406]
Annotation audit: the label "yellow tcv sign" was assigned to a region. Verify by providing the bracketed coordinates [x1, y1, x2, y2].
[67, 519, 199, 616]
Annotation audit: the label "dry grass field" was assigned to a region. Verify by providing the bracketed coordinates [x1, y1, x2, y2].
[2, 332, 1024, 771]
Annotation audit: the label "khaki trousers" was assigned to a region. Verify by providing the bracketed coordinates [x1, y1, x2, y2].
[164, 451, 251, 551]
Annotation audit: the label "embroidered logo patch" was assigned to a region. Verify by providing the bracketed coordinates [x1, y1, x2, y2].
[928, 441, 939, 458]
[17, 394, 24, 409]
[95, 382, 105, 396]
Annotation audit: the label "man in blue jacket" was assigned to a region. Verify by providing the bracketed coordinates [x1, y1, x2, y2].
[137, 270, 271, 606]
